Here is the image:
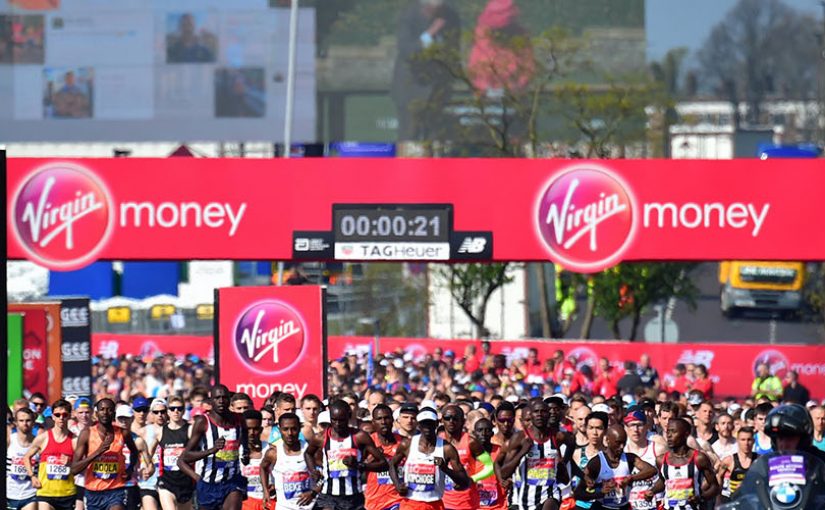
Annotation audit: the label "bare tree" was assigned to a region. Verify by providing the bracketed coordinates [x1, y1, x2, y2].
[697, 0, 821, 126]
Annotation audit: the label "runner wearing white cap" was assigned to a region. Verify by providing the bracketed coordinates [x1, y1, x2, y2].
[389, 408, 471, 510]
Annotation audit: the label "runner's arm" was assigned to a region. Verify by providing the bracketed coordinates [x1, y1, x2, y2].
[179, 416, 220, 464]
[388, 438, 409, 495]
[440, 443, 471, 491]
[627, 453, 657, 484]
[123, 431, 140, 478]
[556, 431, 574, 485]
[695, 451, 721, 502]
[355, 432, 389, 473]
[70, 428, 106, 475]
[22, 432, 46, 476]
[573, 455, 601, 501]
[260, 446, 277, 503]
[135, 436, 154, 479]
[497, 432, 530, 479]
[468, 438, 494, 482]
[303, 434, 323, 483]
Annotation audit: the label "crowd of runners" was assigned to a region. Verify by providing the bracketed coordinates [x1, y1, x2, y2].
[7, 347, 825, 510]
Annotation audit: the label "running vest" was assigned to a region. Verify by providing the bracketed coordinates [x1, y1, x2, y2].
[403, 435, 445, 503]
[753, 432, 773, 455]
[365, 432, 403, 510]
[85, 428, 128, 492]
[38, 429, 76, 497]
[273, 440, 314, 510]
[159, 423, 190, 486]
[241, 447, 267, 502]
[660, 451, 701, 510]
[442, 432, 480, 510]
[321, 428, 362, 497]
[138, 426, 161, 491]
[573, 445, 596, 510]
[7, 434, 37, 501]
[516, 430, 560, 510]
[478, 444, 507, 510]
[626, 442, 659, 510]
[722, 452, 757, 499]
[813, 435, 825, 452]
[268, 425, 306, 445]
[123, 431, 139, 488]
[594, 452, 631, 509]
[196, 413, 243, 484]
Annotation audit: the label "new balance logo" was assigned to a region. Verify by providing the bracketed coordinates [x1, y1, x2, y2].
[458, 237, 487, 254]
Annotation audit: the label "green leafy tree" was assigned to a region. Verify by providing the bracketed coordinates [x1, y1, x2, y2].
[436, 263, 515, 338]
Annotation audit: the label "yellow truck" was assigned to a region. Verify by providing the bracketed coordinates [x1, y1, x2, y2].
[719, 261, 806, 318]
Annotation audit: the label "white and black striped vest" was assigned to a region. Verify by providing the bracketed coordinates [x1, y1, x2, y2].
[321, 429, 362, 497]
[516, 430, 560, 510]
[196, 414, 243, 484]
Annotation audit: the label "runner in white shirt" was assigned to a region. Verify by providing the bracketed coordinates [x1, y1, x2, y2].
[710, 413, 736, 464]
[622, 410, 664, 510]
[7, 408, 38, 510]
[261, 412, 315, 510]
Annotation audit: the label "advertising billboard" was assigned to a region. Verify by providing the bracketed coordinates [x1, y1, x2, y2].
[215, 285, 326, 407]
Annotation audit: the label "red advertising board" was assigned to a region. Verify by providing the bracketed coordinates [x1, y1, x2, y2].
[6, 158, 825, 272]
[215, 286, 327, 407]
[20, 309, 49, 398]
[92, 334, 214, 361]
[328, 336, 825, 400]
[8, 302, 63, 402]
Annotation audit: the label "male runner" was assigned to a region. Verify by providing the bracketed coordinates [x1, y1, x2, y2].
[473, 418, 507, 510]
[364, 404, 404, 510]
[717, 426, 757, 504]
[114, 405, 153, 510]
[813, 405, 825, 452]
[395, 404, 418, 439]
[300, 394, 323, 438]
[157, 396, 194, 510]
[8, 407, 38, 510]
[576, 425, 658, 510]
[263, 393, 302, 445]
[70, 398, 93, 510]
[304, 399, 388, 510]
[710, 413, 736, 464]
[658, 419, 719, 509]
[179, 384, 249, 510]
[261, 412, 316, 510]
[389, 408, 471, 510]
[439, 404, 489, 510]
[751, 403, 774, 455]
[497, 398, 574, 510]
[138, 399, 167, 510]
[622, 410, 664, 510]
[241, 410, 267, 510]
[570, 411, 607, 510]
[72, 398, 139, 510]
[24, 399, 77, 510]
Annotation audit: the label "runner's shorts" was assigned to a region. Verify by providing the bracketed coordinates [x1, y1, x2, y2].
[37, 496, 75, 510]
[315, 493, 365, 510]
[158, 473, 195, 504]
[7, 496, 37, 510]
[85, 488, 128, 510]
[195, 475, 247, 510]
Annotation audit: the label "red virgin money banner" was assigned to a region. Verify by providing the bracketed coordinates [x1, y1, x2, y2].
[6, 158, 825, 272]
[328, 336, 825, 400]
[92, 334, 214, 361]
[215, 286, 327, 407]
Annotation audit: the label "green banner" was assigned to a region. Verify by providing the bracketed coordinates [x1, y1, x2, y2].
[7, 313, 24, 404]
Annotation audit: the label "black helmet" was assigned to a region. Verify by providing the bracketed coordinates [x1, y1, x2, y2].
[765, 404, 813, 443]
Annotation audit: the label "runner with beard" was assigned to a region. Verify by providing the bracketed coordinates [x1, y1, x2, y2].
[304, 399, 388, 510]
[657, 419, 719, 510]
[7, 407, 38, 510]
[497, 398, 574, 510]
[71, 398, 140, 510]
[261, 412, 316, 510]
[576, 426, 657, 510]
[364, 404, 404, 510]
[158, 396, 195, 510]
[70, 398, 93, 510]
[473, 418, 507, 510]
[439, 405, 489, 510]
[24, 400, 78, 510]
[179, 385, 249, 510]
[389, 408, 471, 510]
[622, 410, 664, 510]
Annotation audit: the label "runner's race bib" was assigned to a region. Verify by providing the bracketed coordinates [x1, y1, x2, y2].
[377, 470, 392, 485]
[45, 455, 70, 480]
[244, 464, 261, 493]
[629, 479, 657, 510]
[665, 478, 694, 507]
[163, 445, 184, 470]
[92, 460, 119, 479]
[478, 479, 499, 506]
[603, 476, 629, 507]
[283, 471, 311, 500]
[328, 448, 358, 478]
[407, 462, 436, 492]
[10, 458, 30, 482]
[526, 457, 556, 486]
[216, 439, 240, 467]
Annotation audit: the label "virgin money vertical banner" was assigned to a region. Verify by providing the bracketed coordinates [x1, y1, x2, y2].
[59, 298, 92, 398]
[215, 286, 327, 407]
[8, 303, 64, 402]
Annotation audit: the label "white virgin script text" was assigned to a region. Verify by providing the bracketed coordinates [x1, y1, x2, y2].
[544, 178, 627, 252]
[240, 310, 301, 363]
[20, 176, 104, 250]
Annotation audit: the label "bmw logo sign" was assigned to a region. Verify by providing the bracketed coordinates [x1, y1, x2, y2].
[771, 482, 801, 506]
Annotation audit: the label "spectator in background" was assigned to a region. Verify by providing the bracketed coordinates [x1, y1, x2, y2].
[616, 361, 643, 397]
[812, 406, 825, 452]
[751, 363, 783, 401]
[463, 344, 481, 373]
[391, 0, 461, 142]
[593, 357, 619, 397]
[782, 370, 810, 404]
[664, 363, 690, 395]
[691, 364, 714, 399]
[636, 353, 659, 389]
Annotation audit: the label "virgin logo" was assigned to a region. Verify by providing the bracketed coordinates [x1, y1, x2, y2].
[536, 166, 637, 273]
[753, 349, 790, 379]
[12, 164, 113, 270]
[567, 347, 598, 371]
[234, 301, 306, 375]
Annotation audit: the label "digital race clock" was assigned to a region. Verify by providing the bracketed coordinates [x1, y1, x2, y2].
[332, 204, 451, 243]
